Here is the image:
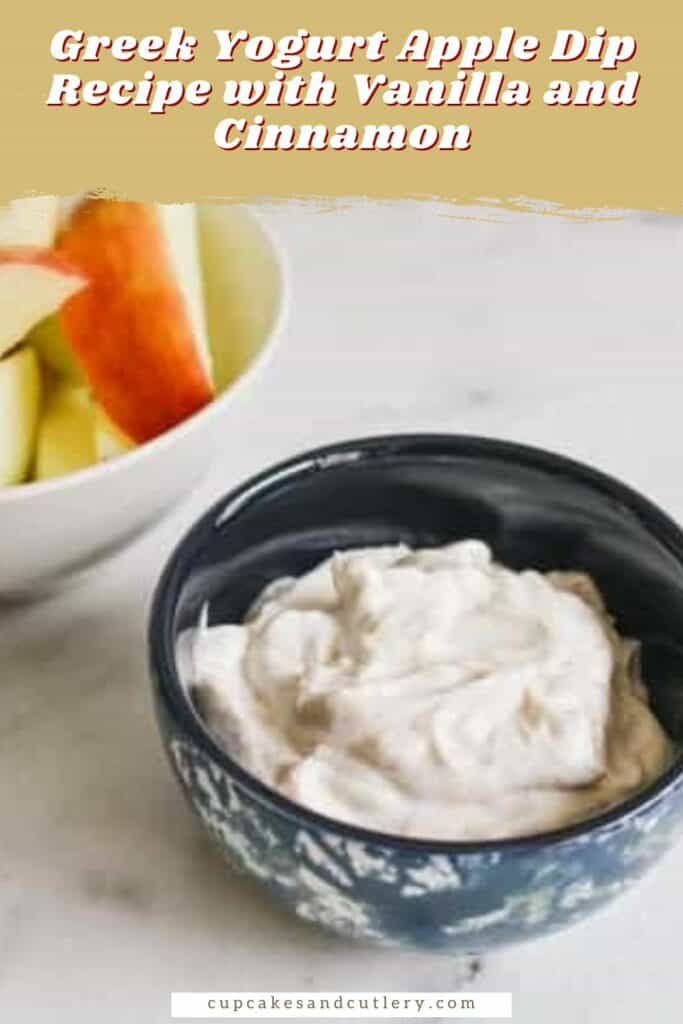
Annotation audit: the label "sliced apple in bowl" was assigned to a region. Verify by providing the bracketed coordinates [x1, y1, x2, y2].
[34, 380, 97, 481]
[0, 196, 59, 248]
[29, 200, 215, 444]
[0, 247, 85, 360]
[0, 200, 285, 597]
[0, 346, 43, 485]
[93, 404, 134, 462]
[29, 310, 85, 383]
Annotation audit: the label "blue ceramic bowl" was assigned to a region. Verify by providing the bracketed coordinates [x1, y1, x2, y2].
[149, 435, 683, 952]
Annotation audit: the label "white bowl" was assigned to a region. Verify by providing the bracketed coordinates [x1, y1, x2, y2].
[0, 205, 287, 600]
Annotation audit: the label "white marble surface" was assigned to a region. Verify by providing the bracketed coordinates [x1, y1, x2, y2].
[2, 202, 683, 1022]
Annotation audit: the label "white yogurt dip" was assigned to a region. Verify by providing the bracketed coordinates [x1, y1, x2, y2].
[181, 541, 674, 840]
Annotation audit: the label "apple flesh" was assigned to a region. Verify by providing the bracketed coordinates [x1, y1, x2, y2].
[0, 196, 59, 248]
[158, 204, 213, 378]
[34, 381, 97, 481]
[197, 204, 276, 392]
[0, 346, 43, 485]
[94, 404, 134, 462]
[39, 200, 214, 444]
[28, 312, 85, 383]
[0, 247, 86, 360]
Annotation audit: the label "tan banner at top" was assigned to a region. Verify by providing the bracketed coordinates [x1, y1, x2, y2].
[2, 0, 681, 212]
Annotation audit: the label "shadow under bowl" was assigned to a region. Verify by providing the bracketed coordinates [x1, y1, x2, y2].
[149, 434, 683, 953]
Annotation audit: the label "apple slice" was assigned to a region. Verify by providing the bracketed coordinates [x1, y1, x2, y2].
[28, 312, 85, 383]
[94, 404, 134, 462]
[38, 199, 214, 444]
[0, 247, 86, 359]
[157, 204, 213, 379]
[34, 380, 97, 481]
[0, 196, 59, 248]
[0, 346, 43, 486]
[197, 204, 277, 392]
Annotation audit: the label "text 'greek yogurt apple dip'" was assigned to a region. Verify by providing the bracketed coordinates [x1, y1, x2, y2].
[181, 541, 674, 841]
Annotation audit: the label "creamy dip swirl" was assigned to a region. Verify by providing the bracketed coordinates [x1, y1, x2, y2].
[182, 541, 673, 840]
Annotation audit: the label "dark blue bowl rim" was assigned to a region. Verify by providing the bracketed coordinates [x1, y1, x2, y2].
[149, 433, 683, 853]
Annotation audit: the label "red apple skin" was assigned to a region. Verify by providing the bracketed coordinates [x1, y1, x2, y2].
[53, 201, 214, 444]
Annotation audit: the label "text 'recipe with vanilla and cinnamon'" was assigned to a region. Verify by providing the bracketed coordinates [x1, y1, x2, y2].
[46, 25, 640, 152]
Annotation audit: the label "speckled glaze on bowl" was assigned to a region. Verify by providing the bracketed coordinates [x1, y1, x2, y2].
[149, 435, 683, 952]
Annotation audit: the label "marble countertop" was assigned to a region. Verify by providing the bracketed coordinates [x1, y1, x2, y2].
[2, 202, 682, 1022]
